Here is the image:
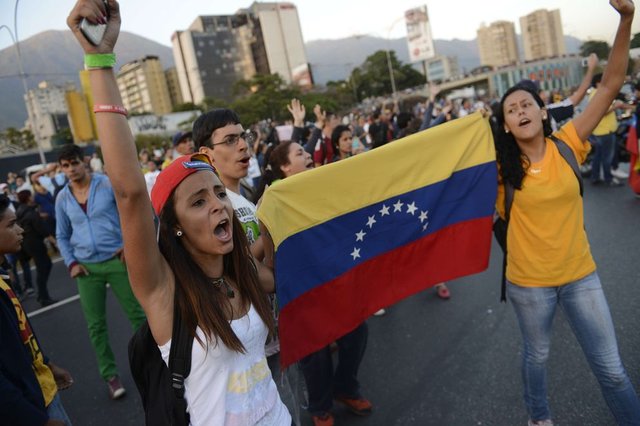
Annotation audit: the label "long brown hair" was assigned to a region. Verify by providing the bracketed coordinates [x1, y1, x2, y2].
[158, 194, 274, 353]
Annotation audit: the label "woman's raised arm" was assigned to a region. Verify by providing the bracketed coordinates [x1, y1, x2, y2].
[572, 0, 634, 141]
[66, 0, 173, 318]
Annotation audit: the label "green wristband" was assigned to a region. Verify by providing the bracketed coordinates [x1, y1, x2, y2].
[84, 53, 116, 69]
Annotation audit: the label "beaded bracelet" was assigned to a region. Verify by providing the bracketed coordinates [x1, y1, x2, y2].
[93, 104, 128, 117]
[84, 53, 116, 70]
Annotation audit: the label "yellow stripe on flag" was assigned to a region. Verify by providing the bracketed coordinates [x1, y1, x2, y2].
[258, 112, 495, 248]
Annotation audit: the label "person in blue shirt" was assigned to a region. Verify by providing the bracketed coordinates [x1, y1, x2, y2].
[55, 144, 145, 400]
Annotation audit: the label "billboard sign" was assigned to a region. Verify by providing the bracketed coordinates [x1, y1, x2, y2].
[405, 6, 435, 63]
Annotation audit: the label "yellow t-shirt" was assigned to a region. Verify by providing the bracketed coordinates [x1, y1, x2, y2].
[496, 122, 596, 286]
[590, 89, 618, 136]
[0, 278, 57, 406]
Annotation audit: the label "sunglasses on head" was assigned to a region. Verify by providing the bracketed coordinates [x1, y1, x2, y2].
[182, 153, 218, 175]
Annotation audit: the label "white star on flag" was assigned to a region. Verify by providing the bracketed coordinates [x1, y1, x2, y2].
[355, 230, 366, 241]
[379, 204, 390, 216]
[393, 200, 404, 212]
[422, 222, 429, 232]
[366, 215, 377, 228]
[350, 247, 361, 260]
[406, 202, 417, 215]
[419, 210, 429, 223]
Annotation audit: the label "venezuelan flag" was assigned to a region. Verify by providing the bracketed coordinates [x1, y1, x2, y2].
[257, 112, 497, 367]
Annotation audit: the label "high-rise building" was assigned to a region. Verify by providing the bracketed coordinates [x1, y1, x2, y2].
[477, 21, 519, 68]
[520, 9, 565, 62]
[247, 3, 311, 87]
[172, 2, 310, 104]
[24, 81, 79, 149]
[116, 56, 173, 115]
[165, 67, 184, 108]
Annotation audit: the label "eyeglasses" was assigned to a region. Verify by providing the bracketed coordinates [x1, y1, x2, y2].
[182, 153, 218, 175]
[211, 130, 255, 147]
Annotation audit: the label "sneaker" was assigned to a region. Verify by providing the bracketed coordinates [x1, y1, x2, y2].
[311, 413, 334, 426]
[107, 376, 126, 399]
[39, 298, 58, 307]
[373, 308, 386, 316]
[611, 168, 629, 179]
[335, 395, 372, 416]
[25, 287, 35, 296]
[528, 420, 554, 426]
[606, 177, 624, 187]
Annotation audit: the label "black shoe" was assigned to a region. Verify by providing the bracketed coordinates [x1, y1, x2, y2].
[25, 288, 35, 296]
[39, 298, 58, 307]
[606, 178, 624, 187]
[591, 179, 603, 186]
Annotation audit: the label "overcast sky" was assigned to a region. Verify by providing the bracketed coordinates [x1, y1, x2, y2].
[1, 0, 639, 52]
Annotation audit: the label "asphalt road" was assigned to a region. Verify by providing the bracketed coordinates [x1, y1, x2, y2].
[25, 182, 640, 426]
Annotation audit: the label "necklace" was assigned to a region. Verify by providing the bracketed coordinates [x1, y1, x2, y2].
[211, 276, 235, 298]
[529, 167, 542, 174]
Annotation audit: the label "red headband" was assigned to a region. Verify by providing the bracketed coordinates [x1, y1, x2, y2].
[150, 155, 216, 216]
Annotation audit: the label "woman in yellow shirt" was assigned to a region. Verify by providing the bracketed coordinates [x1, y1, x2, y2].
[493, 1, 639, 425]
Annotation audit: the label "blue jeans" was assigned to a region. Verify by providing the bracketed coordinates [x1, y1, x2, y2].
[507, 272, 640, 424]
[299, 322, 368, 416]
[47, 393, 72, 425]
[590, 133, 616, 183]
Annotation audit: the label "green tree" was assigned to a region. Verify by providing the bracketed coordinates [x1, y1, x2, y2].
[51, 128, 73, 147]
[172, 102, 201, 113]
[631, 33, 640, 49]
[20, 129, 36, 150]
[200, 97, 228, 112]
[350, 50, 425, 98]
[135, 133, 170, 153]
[230, 73, 301, 123]
[1, 127, 37, 151]
[580, 41, 611, 59]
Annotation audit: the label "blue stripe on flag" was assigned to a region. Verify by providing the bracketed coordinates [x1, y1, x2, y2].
[275, 161, 497, 308]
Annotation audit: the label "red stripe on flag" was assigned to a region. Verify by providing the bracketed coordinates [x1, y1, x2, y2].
[278, 216, 493, 367]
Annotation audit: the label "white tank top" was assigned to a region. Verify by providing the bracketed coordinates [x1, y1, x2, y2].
[159, 304, 291, 425]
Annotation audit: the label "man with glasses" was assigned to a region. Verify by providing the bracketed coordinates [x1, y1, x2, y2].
[192, 109, 262, 251]
[55, 144, 146, 400]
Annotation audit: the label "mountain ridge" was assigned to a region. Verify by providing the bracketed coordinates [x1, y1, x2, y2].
[0, 30, 582, 130]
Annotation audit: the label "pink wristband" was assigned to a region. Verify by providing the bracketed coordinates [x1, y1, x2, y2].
[93, 104, 128, 117]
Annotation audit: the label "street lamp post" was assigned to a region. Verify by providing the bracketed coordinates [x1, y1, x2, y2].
[385, 16, 406, 104]
[2, 0, 46, 164]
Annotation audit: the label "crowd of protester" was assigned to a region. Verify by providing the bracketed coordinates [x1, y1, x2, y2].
[1, 0, 639, 425]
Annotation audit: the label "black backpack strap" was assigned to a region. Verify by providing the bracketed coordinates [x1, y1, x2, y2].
[549, 135, 584, 197]
[500, 181, 515, 302]
[168, 303, 193, 426]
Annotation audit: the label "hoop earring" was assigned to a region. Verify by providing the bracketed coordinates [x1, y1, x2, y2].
[176, 230, 183, 237]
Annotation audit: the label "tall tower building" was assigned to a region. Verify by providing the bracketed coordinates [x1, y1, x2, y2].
[116, 56, 173, 115]
[247, 2, 311, 88]
[172, 14, 257, 104]
[520, 9, 565, 61]
[172, 2, 310, 104]
[477, 21, 519, 68]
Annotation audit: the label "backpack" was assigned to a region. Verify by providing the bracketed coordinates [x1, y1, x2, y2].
[494, 135, 584, 302]
[128, 301, 194, 426]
